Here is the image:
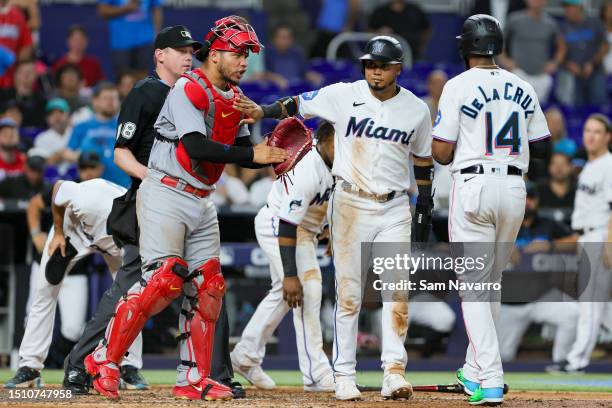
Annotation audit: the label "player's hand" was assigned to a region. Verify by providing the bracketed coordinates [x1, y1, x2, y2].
[234, 95, 264, 125]
[582, 62, 594, 79]
[283, 276, 303, 308]
[48, 232, 66, 257]
[32, 232, 47, 255]
[566, 61, 581, 76]
[252, 140, 289, 164]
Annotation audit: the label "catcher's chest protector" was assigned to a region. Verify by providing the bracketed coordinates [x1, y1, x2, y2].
[177, 69, 242, 185]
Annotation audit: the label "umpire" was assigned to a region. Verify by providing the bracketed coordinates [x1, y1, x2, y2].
[62, 25, 246, 398]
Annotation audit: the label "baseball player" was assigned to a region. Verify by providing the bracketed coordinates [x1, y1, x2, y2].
[237, 36, 435, 401]
[62, 25, 218, 396]
[431, 15, 551, 405]
[546, 114, 612, 374]
[231, 121, 335, 392]
[3, 178, 143, 388]
[84, 16, 288, 401]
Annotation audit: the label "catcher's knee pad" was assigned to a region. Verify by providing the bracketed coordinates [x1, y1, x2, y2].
[105, 257, 188, 363]
[181, 258, 225, 378]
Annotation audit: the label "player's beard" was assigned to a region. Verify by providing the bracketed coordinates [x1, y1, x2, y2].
[218, 62, 240, 86]
[367, 77, 392, 92]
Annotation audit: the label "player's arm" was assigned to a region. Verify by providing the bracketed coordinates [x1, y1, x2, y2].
[97, 0, 140, 19]
[279, 220, 303, 308]
[182, 133, 288, 165]
[115, 85, 149, 180]
[234, 94, 299, 124]
[431, 83, 458, 165]
[233, 136, 272, 169]
[49, 181, 68, 257]
[26, 193, 47, 254]
[431, 140, 454, 165]
[115, 147, 148, 180]
[413, 154, 435, 243]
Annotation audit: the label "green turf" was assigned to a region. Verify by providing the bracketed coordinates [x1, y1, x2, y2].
[1, 370, 610, 393]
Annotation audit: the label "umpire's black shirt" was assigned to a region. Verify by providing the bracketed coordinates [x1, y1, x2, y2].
[115, 73, 170, 190]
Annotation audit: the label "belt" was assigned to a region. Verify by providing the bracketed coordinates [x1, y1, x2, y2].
[460, 164, 522, 176]
[573, 227, 599, 236]
[339, 180, 405, 203]
[161, 175, 210, 198]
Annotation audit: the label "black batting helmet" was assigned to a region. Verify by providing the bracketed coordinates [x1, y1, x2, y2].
[359, 35, 403, 65]
[456, 14, 503, 60]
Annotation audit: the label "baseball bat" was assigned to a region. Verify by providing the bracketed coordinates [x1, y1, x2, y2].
[357, 383, 509, 394]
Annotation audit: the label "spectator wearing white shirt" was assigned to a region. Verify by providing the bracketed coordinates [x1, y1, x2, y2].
[211, 170, 250, 208]
[34, 98, 73, 168]
[248, 167, 276, 207]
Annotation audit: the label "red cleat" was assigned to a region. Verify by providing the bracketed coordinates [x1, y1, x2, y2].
[84, 354, 120, 400]
[172, 377, 233, 401]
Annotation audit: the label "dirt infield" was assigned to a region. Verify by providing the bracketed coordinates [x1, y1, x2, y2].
[1, 386, 610, 407]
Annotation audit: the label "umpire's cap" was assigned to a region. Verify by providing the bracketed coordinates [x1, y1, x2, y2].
[155, 25, 202, 51]
[359, 36, 403, 65]
[457, 14, 503, 60]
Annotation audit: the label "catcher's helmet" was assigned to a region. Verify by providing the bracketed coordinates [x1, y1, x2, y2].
[457, 14, 503, 60]
[359, 36, 404, 65]
[198, 15, 262, 60]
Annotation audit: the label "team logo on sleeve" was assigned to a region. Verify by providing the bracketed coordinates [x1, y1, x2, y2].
[300, 90, 319, 100]
[434, 110, 442, 128]
[289, 199, 303, 212]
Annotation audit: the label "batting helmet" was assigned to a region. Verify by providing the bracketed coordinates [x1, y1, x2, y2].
[457, 14, 503, 60]
[198, 15, 262, 60]
[359, 36, 404, 65]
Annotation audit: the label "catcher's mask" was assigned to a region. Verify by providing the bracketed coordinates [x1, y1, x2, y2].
[198, 15, 262, 61]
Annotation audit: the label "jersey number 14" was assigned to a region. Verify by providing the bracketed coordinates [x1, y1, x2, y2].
[485, 111, 520, 155]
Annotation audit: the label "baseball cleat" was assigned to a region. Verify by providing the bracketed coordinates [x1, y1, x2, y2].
[219, 379, 247, 399]
[304, 373, 335, 392]
[119, 365, 149, 390]
[335, 379, 362, 401]
[230, 351, 276, 389]
[456, 368, 480, 395]
[62, 365, 90, 394]
[545, 361, 586, 375]
[172, 377, 233, 401]
[381, 373, 413, 400]
[84, 354, 120, 400]
[468, 386, 504, 405]
[4, 367, 44, 389]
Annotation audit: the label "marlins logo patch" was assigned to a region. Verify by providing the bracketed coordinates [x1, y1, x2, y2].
[434, 110, 442, 128]
[289, 199, 302, 212]
[301, 90, 319, 100]
[372, 41, 385, 54]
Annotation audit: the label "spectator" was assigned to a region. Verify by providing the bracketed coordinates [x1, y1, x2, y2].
[309, 0, 360, 59]
[0, 147, 44, 198]
[545, 107, 577, 157]
[0, 117, 24, 180]
[470, 0, 526, 29]
[537, 152, 576, 208]
[0, 59, 46, 128]
[211, 170, 250, 208]
[52, 25, 105, 88]
[0, 0, 33, 89]
[264, 24, 323, 89]
[97, 0, 163, 78]
[602, 0, 612, 74]
[500, 0, 566, 104]
[9, 0, 40, 44]
[248, 167, 275, 207]
[557, 0, 609, 107]
[33, 98, 73, 167]
[53, 64, 89, 113]
[116, 70, 135, 102]
[67, 82, 129, 187]
[499, 183, 578, 363]
[423, 70, 447, 124]
[368, 0, 431, 60]
[0, 99, 22, 126]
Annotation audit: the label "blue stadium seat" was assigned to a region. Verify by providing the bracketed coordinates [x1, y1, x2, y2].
[43, 166, 60, 184]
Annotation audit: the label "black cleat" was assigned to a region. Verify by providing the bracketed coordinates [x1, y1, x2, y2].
[119, 365, 149, 390]
[62, 365, 91, 394]
[221, 379, 246, 399]
[4, 367, 44, 388]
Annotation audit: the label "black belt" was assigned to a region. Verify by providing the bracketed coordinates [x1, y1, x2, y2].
[573, 227, 598, 235]
[460, 164, 522, 176]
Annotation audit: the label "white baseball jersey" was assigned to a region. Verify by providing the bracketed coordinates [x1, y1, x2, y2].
[571, 152, 612, 231]
[298, 80, 432, 195]
[433, 67, 550, 172]
[266, 147, 333, 234]
[54, 178, 126, 256]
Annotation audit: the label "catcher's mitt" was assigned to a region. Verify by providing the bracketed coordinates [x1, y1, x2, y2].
[267, 117, 313, 177]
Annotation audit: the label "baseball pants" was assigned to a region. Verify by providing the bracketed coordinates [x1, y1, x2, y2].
[19, 225, 142, 371]
[449, 171, 526, 389]
[565, 228, 612, 370]
[232, 205, 332, 385]
[328, 185, 412, 382]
